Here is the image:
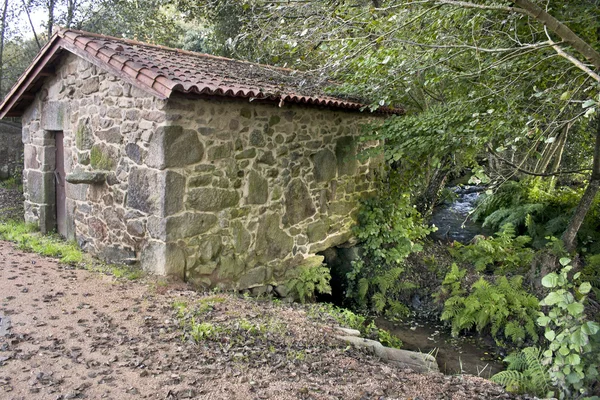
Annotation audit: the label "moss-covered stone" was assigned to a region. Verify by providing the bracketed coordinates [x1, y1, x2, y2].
[231, 220, 252, 253]
[198, 235, 222, 263]
[307, 220, 328, 242]
[240, 108, 252, 119]
[90, 144, 117, 170]
[207, 143, 233, 161]
[165, 212, 218, 240]
[268, 115, 281, 126]
[75, 119, 94, 150]
[335, 136, 357, 176]
[187, 187, 240, 211]
[311, 149, 337, 182]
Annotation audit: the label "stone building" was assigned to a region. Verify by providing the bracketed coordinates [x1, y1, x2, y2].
[0, 28, 399, 290]
[0, 120, 23, 180]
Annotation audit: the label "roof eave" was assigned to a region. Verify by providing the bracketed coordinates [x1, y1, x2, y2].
[0, 33, 63, 119]
[0, 32, 170, 119]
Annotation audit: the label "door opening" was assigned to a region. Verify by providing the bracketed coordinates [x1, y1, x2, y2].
[54, 131, 67, 237]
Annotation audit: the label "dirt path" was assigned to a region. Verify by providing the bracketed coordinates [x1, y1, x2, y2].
[0, 240, 520, 400]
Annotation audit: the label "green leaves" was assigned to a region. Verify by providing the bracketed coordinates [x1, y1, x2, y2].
[578, 282, 592, 294]
[537, 265, 598, 397]
[542, 273, 559, 288]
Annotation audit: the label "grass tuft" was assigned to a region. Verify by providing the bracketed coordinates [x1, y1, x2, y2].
[0, 220, 143, 280]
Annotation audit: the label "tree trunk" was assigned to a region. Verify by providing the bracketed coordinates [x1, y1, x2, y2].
[47, 0, 55, 39]
[561, 118, 600, 252]
[0, 0, 8, 96]
[416, 161, 450, 217]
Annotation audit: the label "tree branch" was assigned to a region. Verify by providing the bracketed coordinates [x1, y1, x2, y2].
[543, 27, 600, 83]
[486, 145, 592, 177]
[513, 0, 600, 70]
[432, 0, 526, 14]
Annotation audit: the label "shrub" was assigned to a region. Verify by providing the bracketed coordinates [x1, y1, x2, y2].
[537, 259, 600, 398]
[439, 266, 539, 346]
[348, 171, 435, 316]
[491, 346, 552, 396]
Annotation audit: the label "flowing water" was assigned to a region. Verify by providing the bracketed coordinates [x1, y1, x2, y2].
[430, 186, 494, 243]
[380, 185, 505, 377]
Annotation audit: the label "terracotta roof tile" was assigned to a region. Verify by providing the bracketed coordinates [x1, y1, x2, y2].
[0, 28, 403, 117]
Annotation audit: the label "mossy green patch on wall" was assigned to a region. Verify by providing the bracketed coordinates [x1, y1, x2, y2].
[90, 144, 117, 170]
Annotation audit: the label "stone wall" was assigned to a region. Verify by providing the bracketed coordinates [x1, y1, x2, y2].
[156, 94, 383, 290]
[21, 53, 169, 262]
[0, 121, 23, 180]
[21, 51, 384, 290]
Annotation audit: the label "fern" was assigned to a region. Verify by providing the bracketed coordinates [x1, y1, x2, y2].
[492, 347, 552, 397]
[439, 273, 539, 346]
[450, 224, 534, 274]
[286, 264, 332, 303]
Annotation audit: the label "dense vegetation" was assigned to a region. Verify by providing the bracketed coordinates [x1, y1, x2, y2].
[2, 0, 600, 398]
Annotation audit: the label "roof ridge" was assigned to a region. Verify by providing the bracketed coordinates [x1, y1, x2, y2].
[57, 27, 304, 76]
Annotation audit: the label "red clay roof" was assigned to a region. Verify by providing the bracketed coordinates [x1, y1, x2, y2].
[0, 28, 402, 118]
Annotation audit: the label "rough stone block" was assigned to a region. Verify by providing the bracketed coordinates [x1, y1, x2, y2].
[284, 179, 316, 226]
[165, 212, 218, 240]
[99, 246, 137, 265]
[238, 266, 267, 289]
[207, 142, 233, 161]
[307, 220, 328, 242]
[255, 213, 293, 263]
[90, 143, 119, 171]
[96, 126, 122, 144]
[65, 171, 106, 184]
[335, 136, 357, 176]
[197, 235, 222, 263]
[127, 168, 184, 217]
[246, 170, 268, 205]
[187, 187, 240, 212]
[140, 240, 186, 276]
[147, 125, 203, 169]
[27, 170, 54, 204]
[312, 149, 337, 182]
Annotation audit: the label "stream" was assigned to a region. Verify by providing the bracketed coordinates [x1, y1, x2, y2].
[376, 317, 505, 377]
[383, 185, 504, 377]
[430, 185, 494, 243]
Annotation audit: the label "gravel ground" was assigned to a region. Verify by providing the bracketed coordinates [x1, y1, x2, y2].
[0, 240, 526, 400]
[0, 187, 524, 399]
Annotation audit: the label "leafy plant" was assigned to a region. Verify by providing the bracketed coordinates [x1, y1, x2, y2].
[537, 259, 600, 398]
[491, 346, 552, 396]
[286, 263, 332, 304]
[348, 172, 434, 315]
[451, 223, 534, 273]
[189, 320, 221, 342]
[439, 269, 539, 346]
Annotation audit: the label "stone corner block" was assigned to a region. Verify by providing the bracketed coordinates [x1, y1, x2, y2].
[139, 240, 185, 278]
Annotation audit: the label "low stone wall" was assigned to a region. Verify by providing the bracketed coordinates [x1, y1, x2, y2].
[0, 121, 23, 180]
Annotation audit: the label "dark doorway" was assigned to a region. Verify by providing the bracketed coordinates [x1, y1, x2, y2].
[54, 131, 67, 237]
